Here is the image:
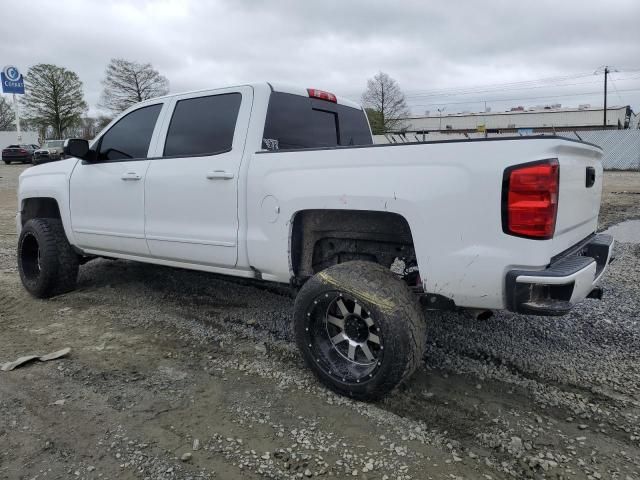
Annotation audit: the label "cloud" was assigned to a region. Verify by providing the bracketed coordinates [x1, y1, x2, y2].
[1, 0, 639, 115]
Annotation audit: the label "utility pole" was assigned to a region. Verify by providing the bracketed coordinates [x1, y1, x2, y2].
[603, 66, 608, 128]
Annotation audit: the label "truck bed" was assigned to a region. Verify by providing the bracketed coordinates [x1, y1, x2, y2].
[246, 136, 603, 309]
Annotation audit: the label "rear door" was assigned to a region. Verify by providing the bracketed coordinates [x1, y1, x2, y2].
[144, 86, 253, 267]
[69, 102, 165, 255]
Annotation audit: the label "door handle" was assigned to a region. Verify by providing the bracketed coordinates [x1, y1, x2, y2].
[121, 172, 142, 181]
[206, 170, 234, 180]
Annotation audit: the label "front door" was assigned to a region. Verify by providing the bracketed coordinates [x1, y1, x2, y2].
[69, 103, 164, 256]
[144, 87, 252, 267]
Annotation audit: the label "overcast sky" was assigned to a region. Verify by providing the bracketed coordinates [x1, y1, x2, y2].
[2, 0, 639, 116]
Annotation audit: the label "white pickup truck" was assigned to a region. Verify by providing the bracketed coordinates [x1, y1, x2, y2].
[16, 82, 613, 399]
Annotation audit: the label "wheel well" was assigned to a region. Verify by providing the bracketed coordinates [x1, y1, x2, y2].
[290, 210, 417, 284]
[21, 198, 61, 226]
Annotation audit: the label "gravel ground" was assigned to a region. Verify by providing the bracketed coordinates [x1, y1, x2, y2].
[0, 163, 639, 480]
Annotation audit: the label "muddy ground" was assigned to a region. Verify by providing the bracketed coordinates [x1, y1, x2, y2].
[0, 164, 639, 480]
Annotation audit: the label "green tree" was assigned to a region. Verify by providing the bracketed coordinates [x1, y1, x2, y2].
[361, 72, 410, 133]
[22, 64, 87, 138]
[0, 96, 16, 130]
[365, 108, 384, 135]
[100, 58, 169, 114]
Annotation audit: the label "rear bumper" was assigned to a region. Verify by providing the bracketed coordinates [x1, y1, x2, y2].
[505, 234, 614, 315]
[3, 154, 32, 162]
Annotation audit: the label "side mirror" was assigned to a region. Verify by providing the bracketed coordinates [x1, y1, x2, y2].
[64, 138, 91, 160]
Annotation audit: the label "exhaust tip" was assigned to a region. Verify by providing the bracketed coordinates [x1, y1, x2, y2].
[467, 309, 494, 321]
[587, 287, 603, 300]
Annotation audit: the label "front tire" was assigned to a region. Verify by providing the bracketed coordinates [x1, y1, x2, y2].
[3, 160, 10, 165]
[294, 261, 426, 400]
[18, 218, 79, 298]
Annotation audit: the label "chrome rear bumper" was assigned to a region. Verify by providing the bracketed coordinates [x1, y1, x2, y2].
[505, 234, 614, 315]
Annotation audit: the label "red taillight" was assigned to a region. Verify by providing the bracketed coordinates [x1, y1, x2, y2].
[503, 159, 559, 239]
[19, 149, 27, 153]
[307, 88, 337, 103]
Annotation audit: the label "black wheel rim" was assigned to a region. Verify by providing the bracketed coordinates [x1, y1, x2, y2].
[20, 233, 41, 281]
[304, 291, 384, 384]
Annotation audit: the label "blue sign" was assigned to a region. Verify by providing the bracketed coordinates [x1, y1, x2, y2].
[1, 65, 25, 94]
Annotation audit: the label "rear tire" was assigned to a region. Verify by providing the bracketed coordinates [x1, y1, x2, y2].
[17, 218, 79, 298]
[294, 261, 426, 400]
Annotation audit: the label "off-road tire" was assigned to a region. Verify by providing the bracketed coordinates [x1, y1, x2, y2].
[294, 261, 426, 400]
[18, 218, 79, 298]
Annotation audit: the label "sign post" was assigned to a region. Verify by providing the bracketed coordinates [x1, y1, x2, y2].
[13, 93, 21, 137]
[1, 65, 25, 140]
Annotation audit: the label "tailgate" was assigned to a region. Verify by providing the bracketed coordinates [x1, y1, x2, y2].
[552, 141, 603, 254]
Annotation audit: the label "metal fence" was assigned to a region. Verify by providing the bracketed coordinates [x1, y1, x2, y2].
[375, 129, 640, 170]
[559, 130, 640, 170]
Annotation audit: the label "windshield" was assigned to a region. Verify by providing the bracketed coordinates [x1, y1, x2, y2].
[43, 140, 64, 148]
[262, 92, 372, 150]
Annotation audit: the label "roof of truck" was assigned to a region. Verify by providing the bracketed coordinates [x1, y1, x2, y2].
[136, 82, 363, 110]
[267, 82, 362, 109]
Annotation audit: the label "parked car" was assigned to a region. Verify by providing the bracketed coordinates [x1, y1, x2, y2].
[15, 83, 613, 399]
[2, 144, 37, 164]
[33, 140, 66, 165]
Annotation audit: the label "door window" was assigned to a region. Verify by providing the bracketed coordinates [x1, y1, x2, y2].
[97, 104, 162, 161]
[163, 93, 242, 157]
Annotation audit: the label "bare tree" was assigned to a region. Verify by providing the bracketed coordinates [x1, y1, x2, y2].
[22, 64, 88, 138]
[361, 72, 410, 133]
[100, 58, 169, 114]
[0, 96, 16, 130]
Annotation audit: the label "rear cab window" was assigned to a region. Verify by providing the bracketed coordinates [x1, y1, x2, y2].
[262, 92, 372, 151]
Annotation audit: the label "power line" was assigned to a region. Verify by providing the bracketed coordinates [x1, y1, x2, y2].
[404, 76, 640, 100]
[408, 87, 640, 109]
[402, 72, 595, 97]
[615, 67, 640, 73]
[609, 75, 625, 104]
[402, 74, 596, 99]
[403, 76, 640, 103]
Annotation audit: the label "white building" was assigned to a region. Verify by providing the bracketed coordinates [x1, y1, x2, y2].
[0, 131, 40, 148]
[398, 105, 633, 134]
